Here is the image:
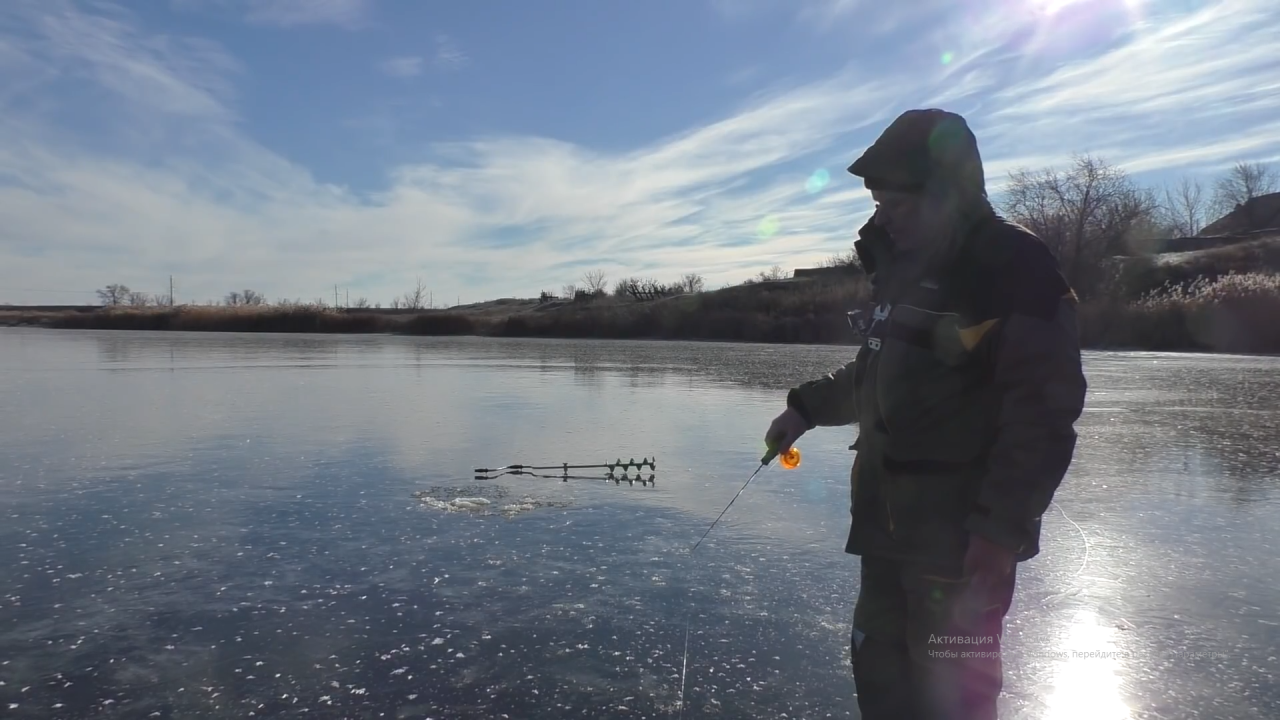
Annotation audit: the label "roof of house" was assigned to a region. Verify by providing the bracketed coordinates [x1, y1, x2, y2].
[1200, 191, 1280, 236]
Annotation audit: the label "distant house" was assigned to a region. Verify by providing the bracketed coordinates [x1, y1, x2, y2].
[1199, 191, 1280, 236]
[1141, 191, 1280, 255]
[1159, 228, 1280, 254]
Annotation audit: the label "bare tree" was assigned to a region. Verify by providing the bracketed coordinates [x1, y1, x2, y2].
[677, 273, 706, 293]
[401, 276, 427, 310]
[581, 269, 608, 294]
[224, 289, 265, 306]
[125, 291, 150, 307]
[561, 283, 578, 299]
[1001, 155, 1160, 297]
[151, 292, 170, 306]
[351, 297, 371, 309]
[1211, 161, 1277, 217]
[613, 277, 639, 297]
[96, 284, 131, 306]
[757, 265, 787, 282]
[821, 249, 861, 268]
[1161, 177, 1208, 237]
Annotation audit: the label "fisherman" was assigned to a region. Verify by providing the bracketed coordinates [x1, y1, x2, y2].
[765, 109, 1087, 720]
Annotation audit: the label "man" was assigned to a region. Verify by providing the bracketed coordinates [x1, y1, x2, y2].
[765, 109, 1087, 719]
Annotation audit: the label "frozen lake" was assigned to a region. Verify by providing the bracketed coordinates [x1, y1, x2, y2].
[0, 329, 1277, 719]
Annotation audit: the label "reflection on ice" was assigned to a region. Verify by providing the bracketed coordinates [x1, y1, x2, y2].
[1043, 607, 1132, 720]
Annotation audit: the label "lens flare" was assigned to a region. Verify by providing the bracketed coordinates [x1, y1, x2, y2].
[940, 51, 955, 65]
[805, 168, 830, 194]
[758, 216, 780, 238]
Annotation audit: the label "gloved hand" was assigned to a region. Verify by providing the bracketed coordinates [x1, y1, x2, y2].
[953, 533, 1015, 630]
[764, 407, 809, 460]
[963, 533, 1015, 580]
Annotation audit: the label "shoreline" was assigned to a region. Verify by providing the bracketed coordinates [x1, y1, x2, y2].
[3, 300, 1278, 355]
[9, 324, 1277, 358]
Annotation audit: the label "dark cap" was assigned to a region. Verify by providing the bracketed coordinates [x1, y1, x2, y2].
[848, 109, 985, 195]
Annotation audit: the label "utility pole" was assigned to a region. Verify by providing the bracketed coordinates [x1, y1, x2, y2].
[169, 275, 174, 307]
[345, 288, 349, 308]
[334, 284, 338, 308]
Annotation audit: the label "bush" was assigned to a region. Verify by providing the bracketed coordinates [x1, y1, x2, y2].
[43, 306, 387, 333]
[1080, 272, 1280, 353]
[489, 277, 868, 344]
[402, 313, 489, 336]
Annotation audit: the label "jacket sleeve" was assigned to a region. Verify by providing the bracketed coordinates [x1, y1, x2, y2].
[964, 247, 1088, 554]
[785, 360, 859, 428]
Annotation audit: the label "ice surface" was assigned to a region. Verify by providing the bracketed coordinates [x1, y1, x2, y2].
[0, 332, 1276, 719]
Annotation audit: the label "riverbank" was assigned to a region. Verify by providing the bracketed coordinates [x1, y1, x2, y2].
[5, 273, 1279, 353]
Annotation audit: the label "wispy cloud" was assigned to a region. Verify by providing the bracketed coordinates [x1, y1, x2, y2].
[2, 2, 240, 126]
[173, 0, 371, 29]
[726, 65, 762, 87]
[434, 34, 467, 70]
[710, 0, 874, 30]
[979, 0, 1280, 175]
[377, 37, 464, 79]
[794, 0, 863, 28]
[2, 0, 1279, 306]
[378, 55, 423, 78]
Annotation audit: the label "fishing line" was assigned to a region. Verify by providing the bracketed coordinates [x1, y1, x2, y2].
[1023, 501, 1092, 613]
[1051, 499, 1090, 579]
[677, 447, 799, 717]
[690, 460, 768, 554]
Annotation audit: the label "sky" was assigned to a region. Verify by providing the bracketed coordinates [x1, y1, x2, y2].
[1, 0, 1278, 307]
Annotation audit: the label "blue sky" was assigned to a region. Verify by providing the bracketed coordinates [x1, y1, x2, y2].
[1, 0, 1278, 306]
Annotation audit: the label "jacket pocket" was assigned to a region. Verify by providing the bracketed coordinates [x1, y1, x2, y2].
[880, 447, 986, 564]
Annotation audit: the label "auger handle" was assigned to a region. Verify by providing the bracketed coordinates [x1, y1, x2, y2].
[474, 464, 526, 473]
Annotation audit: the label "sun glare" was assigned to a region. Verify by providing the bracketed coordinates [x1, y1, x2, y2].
[1029, 0, 1088, 13]
[1031, 0, 1145, 13]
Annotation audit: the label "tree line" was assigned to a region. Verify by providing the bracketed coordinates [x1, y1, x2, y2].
[1001, 158, 1276, 298]
[816, 160, 1277, 286]
[547, 270, 708, 302]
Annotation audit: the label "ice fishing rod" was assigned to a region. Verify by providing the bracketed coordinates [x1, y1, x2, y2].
[678, 443, 800, 718]
[689, 445, 799, 553]
[474, 456, 656, 475]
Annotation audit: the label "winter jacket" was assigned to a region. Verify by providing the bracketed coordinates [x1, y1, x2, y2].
[786, 214, 1087, 574]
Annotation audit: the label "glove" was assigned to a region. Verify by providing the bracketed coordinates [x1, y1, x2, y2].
[963, 532, 1015, 579]
[764, 407, 809, 460]
[952, 533, 1015, 630]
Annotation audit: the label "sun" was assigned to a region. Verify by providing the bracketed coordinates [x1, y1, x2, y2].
[1028, 0, 1090, 13]
[1030, 0, 1145, 14]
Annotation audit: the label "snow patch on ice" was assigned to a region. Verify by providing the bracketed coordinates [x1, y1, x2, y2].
[414, 489, 568, 517]
[416, 496, 493, 513]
